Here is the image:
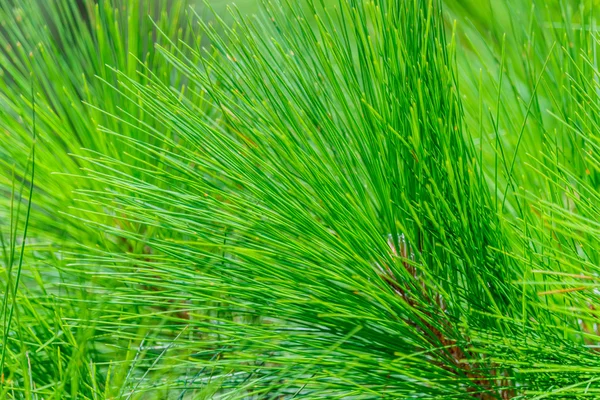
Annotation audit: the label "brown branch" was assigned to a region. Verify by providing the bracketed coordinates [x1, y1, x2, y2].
[379, 234, 514, 399]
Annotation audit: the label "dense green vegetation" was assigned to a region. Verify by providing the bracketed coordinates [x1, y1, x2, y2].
[2, 0, 600, 398]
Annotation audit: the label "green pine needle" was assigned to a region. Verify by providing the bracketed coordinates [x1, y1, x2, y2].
[2, 0, 600, 398]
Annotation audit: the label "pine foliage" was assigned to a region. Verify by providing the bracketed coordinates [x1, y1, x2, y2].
[2, 0, 600, 398]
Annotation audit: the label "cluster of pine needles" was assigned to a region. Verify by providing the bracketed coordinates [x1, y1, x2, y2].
[2, 0, 600, 398]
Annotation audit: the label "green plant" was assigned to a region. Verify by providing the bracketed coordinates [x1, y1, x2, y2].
[3, 0, 600, 398]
